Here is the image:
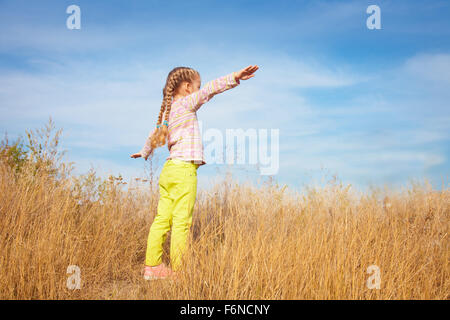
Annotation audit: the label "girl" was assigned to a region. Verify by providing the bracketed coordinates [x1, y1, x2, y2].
[131, 65, 259, 280]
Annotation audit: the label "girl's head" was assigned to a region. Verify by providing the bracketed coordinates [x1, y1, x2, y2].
[149, 66, 200, 150]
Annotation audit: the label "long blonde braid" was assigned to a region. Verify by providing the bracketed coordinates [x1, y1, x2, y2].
[149, 67, 200, 150]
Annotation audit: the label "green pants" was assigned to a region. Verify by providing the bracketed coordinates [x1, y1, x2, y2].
[145, 159, 199, 271]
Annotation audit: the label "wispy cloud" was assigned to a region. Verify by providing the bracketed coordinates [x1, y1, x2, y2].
[403, 53, 450, 85]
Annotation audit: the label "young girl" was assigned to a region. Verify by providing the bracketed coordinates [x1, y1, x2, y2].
[131, 65, 259, 280]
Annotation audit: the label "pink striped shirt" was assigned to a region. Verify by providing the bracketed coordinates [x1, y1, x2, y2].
[139, 71, 240, 166]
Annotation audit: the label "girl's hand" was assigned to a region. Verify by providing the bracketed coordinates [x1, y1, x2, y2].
[131, 152, 152, 160]
[235, 65, 259, 81]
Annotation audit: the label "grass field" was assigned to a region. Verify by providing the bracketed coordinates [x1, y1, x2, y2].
[0, 120, 448, 299]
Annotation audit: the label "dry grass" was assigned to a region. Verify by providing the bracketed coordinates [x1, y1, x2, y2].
[0, 120, 448, 299]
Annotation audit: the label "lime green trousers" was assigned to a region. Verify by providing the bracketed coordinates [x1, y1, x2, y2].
[145, 159, 199, 271]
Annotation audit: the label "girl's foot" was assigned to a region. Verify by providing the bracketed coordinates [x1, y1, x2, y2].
[170, 271, 180, 281]
[143, 263, 173, 280]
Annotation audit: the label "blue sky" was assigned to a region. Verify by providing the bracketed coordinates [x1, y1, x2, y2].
[0, 0, 449, 193]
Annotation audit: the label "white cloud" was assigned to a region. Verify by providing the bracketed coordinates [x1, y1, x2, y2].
[403, 53, 450, 85]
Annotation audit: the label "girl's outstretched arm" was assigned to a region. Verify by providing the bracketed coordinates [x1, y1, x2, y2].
[185, 65, 259, 112]
[185, 71, 240, 112]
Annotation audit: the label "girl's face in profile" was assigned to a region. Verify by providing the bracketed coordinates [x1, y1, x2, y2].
[174, 74, 201, 98]
[190, 75, 201, 93]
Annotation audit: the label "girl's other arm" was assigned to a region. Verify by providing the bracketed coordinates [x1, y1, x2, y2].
[186, 71, 240, 112]
[138, 127, 156, 160]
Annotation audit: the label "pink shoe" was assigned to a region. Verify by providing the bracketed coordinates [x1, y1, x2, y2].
[143, 263, 173, 280]
[171, 271, 180, 281]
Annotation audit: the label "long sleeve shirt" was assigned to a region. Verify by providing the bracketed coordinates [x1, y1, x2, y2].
[139, 71, 240, 166]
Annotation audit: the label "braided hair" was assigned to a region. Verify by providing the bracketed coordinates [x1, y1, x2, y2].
[149, 66, 200, 150]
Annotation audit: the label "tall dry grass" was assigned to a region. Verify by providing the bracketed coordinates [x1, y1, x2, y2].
[0, 119, 448, 299]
